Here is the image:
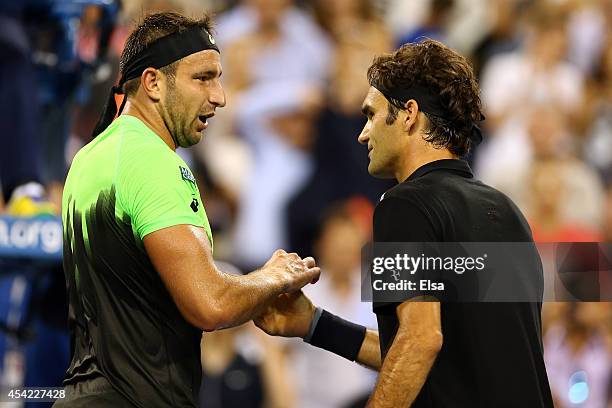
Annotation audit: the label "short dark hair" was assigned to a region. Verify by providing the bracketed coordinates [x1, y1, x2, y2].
[367, 40, 483, 157]
[119, 12, 214, 96]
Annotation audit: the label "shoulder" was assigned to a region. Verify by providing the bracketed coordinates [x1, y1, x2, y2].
[374, 184, 440, 242]
[377, 178, 444, 215]
[116, 130, 177, 176]
[113, 128, 198, 211]
[378, 178, 433, 203]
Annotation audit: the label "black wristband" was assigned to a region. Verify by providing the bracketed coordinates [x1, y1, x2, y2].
[305, 309, 367, 361]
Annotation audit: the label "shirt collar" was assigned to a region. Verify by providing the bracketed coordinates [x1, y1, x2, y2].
[406, 159, 474, 182]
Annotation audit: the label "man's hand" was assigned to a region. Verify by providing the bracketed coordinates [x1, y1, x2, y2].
[262, 250, 320, 293]
[254, 290, 316, 338]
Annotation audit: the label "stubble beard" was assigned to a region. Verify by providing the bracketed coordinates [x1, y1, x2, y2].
[162, 87, 187, 148]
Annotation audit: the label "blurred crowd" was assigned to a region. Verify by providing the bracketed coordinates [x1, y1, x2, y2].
[0, 0, 611, 407]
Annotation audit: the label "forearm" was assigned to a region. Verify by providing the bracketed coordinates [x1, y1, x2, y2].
[356, 329, 381, 370]
[208, 268, 288, 329]
[145, 226, 317, 331]
[367, 329, 441, 407]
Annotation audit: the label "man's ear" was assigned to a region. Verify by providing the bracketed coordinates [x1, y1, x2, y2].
[403, 99, 420, 134]
[140, 68, 162, 102]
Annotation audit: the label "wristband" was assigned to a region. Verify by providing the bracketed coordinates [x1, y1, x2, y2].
[303, 308, 367, 361]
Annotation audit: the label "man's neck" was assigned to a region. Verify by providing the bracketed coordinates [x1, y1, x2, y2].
[395, 147, 457, 183]
[122, 100, 177, 151]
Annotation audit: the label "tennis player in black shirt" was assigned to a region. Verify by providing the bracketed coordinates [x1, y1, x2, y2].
[255, 40, 554, 408]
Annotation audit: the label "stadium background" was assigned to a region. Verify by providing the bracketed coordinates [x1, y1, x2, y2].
[0, 0, 610, 407]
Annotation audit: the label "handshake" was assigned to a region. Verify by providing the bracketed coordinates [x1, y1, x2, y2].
[252, 249, 321, 339]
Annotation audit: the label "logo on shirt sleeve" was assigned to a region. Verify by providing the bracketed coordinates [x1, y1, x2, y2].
[179, 166, 196, 183]
[190, 198, 199, 212]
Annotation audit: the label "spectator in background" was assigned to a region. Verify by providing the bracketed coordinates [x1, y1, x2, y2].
[471, 0, 524, 79]
[35, 1, 119, 209]
[312, 0, 390, 77]
[287, 0, 393, 256]
[0, 1, 50, 216]
[566, 0, 609, 77]
[217, 0, 330, 90]
[582, 35, 612, 184]
[1, 0, 119, 215]
[200, 324, 296, 408]
[545, 303, 612, 408]
[542, 303, 570, 337]
[477, 2, 584, 182]
[384, 0, 488, 57]
[230, 81, 323, 270]
[291, 201, 376, 408]
[212, 0, 332, 270]
[527, 160, 602, 243]
[395, 0, 454, 47]
[486, 104, 605, 232]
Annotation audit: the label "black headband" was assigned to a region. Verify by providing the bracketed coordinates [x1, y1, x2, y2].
[372, 83, 484, 145]
[91, 26, 220, 138]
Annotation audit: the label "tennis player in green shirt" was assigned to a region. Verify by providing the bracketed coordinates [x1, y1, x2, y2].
[57, 11, 319, 408]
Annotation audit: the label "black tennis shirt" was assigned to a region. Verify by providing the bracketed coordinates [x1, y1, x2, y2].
[373, 159, 554, 408]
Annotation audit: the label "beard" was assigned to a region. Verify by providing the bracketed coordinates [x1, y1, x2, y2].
[161, 86, 191, 148]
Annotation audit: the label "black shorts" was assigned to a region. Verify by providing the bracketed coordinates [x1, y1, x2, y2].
[52, 376, 134, 407]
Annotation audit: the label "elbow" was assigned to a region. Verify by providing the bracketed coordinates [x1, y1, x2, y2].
[197, 316, 223, 332]
[180, 309, 217, 332]
[179, 299, 233, 332]
[195, 304, 234, 332]
[192, 282, 239, 331]
[422, 330, 443, 355]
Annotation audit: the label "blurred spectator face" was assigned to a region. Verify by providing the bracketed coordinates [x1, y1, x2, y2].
[530, 160, 565, 215]
[527, 4, 568, 67]
[160, 50, 226, 148]
[527, 106, 569, 159]
[542, 302, 570, 329]
[490, 0, 522, 36]
[533, 26, 568, 66]
[358, 88, 407, 179]
[563, 303, 610, 337]
[81, 5, 103, 28]
[246, 0, 291, 28]
[314, 0, 378, 42]
[575, 302, 611, 330]
[315, 215, 364, 281]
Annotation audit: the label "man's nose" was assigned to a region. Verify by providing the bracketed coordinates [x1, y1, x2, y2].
[357, 128, 369, 145]
[210, 83, 226, 108]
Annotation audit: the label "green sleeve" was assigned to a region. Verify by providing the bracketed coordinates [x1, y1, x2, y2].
[115, 141, 208, 241]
